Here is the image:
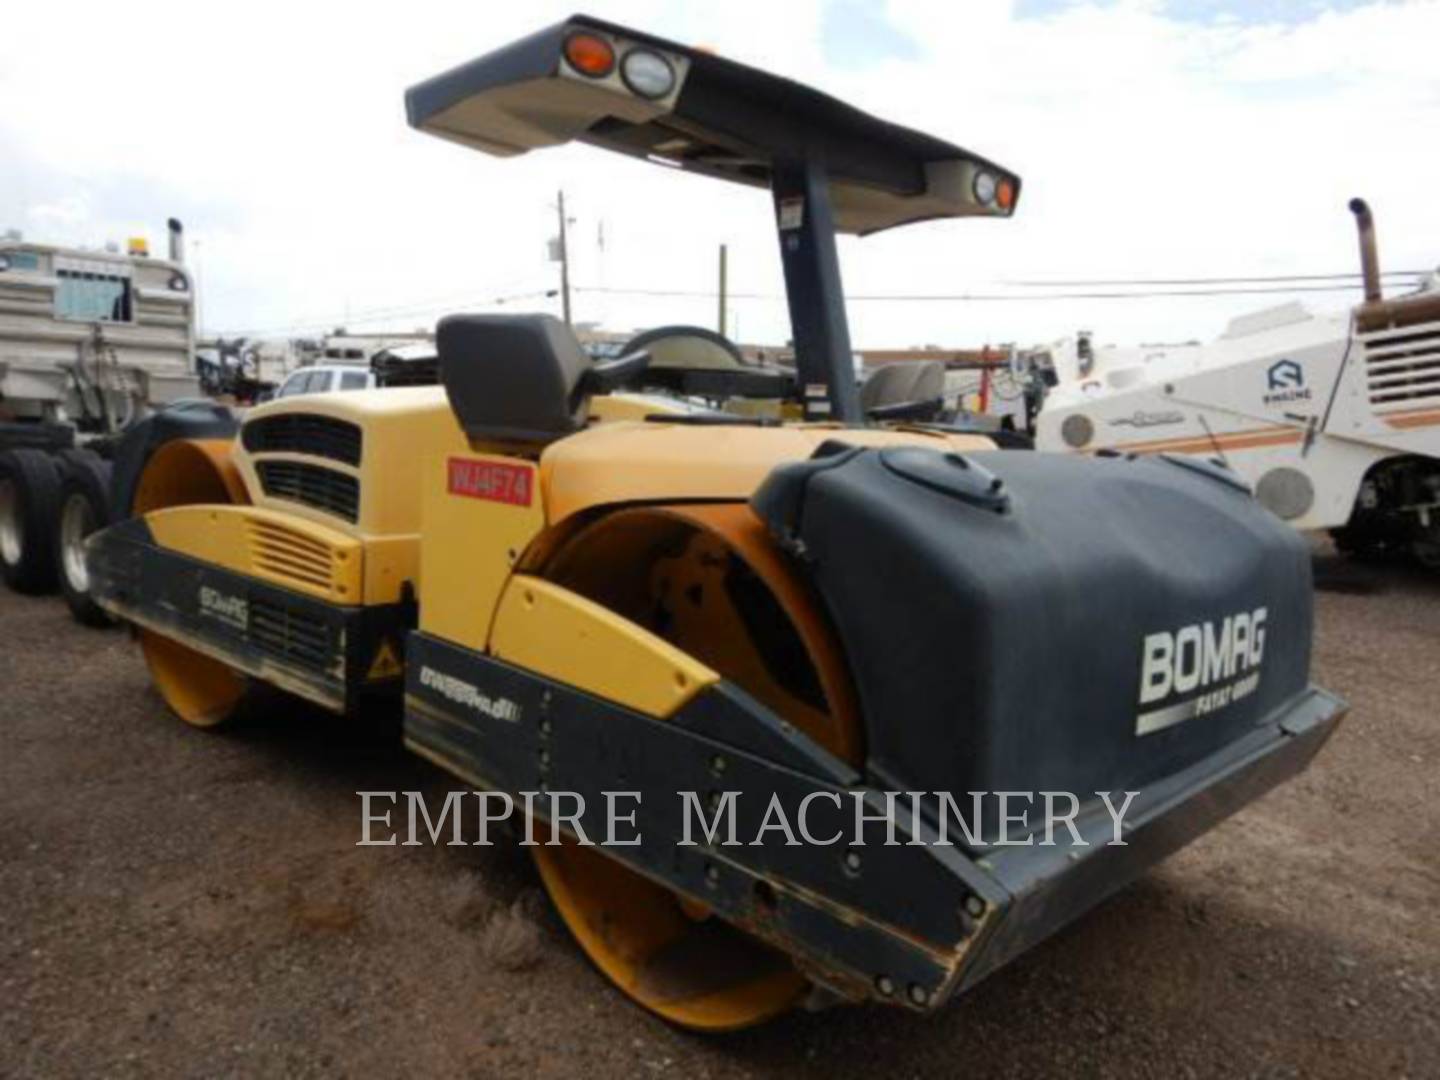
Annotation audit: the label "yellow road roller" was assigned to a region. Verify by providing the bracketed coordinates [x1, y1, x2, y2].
[87, 15, 1346, 1030]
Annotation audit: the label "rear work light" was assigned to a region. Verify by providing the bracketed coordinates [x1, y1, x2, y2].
[996, 178, 1016, 212]
[564, 32, 615, 78]
[972, 170, 1017, 213]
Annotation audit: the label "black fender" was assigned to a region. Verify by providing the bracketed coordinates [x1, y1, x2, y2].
[109, 402, 239, 521]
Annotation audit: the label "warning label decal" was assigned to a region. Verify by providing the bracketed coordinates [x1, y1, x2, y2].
[366, 639, 404, 682]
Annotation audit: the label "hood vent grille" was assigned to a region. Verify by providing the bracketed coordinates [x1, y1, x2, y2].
[1363, 318, 1440, 409]
[242, 413, 362, 466]
[256, 461, 360, 523]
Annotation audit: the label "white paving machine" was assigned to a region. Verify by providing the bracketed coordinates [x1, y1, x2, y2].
[1037, 201, 1440, 564]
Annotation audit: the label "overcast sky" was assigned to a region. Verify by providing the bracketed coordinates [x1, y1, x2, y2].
[3, 0, 1437, 350]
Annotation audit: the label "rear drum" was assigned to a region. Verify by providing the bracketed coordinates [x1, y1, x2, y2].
[530, 503, 861, 1029]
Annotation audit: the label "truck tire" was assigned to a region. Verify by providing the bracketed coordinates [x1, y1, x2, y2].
[1329, 522, 1393, 563]
[54, 449, 116, 627]
[0, 448, 62, 594]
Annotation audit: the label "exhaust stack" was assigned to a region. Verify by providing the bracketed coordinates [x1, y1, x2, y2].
[167, 218, 185, 264]
[1349, 198, 1381, 304]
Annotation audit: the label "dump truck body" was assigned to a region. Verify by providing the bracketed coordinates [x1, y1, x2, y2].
[0, 222, 201, 621]
[0, 229, 197, 428]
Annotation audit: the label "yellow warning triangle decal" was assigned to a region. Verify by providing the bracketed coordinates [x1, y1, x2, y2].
[366, 639, 403, 681]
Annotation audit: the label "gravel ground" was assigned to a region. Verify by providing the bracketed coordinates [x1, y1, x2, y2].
[2, 545, 1437, 1078]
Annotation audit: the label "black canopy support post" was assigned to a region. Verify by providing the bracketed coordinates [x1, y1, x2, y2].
[772, 157, 863, 424]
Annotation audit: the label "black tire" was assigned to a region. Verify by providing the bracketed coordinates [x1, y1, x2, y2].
[1329, 523, 1392, 563]
[1413, 540, 1440, 571]
[0, 448, 62, 594]
[53, 450, 116, 627]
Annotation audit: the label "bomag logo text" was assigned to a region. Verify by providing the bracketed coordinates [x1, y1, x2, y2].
[1136, 607, 1267, 735]
[419, 666, 522, 723]
[198, 586, 248, 631]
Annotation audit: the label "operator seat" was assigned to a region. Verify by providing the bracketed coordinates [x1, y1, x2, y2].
[437, 313, 646, 446]
[860, 360, 946, 422]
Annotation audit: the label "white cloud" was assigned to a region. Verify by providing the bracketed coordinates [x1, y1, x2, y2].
[2, 0, 1436, 349]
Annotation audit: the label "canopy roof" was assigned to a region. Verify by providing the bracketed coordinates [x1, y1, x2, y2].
[405, 14, 1020, 236]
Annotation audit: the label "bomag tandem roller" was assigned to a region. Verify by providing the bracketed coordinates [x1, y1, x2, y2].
[87, 16, 1346, 1030]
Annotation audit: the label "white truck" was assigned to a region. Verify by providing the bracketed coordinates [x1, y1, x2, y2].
[1036, 201, 1440, 565]
[0, 219, 206, 621]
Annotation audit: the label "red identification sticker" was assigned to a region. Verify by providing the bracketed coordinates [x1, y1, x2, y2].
[447, 457, 534, 507]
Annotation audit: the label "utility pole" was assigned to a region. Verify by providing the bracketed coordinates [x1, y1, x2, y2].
[557, 189, 572, 326]
[717, 243, 728, 336]
[191, 237, 204, 341]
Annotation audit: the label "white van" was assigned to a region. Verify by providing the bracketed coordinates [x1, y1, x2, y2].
[273, 364, 376, 398]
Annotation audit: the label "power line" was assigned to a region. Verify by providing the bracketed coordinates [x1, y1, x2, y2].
[853, 283, 1411, 301]
[223, 284, 515, 337]
[1006, 270, 1430, 287]
[221, 266, 1436, 337]
[573, 281, 1415, 302]
[227, 285, 557, 337]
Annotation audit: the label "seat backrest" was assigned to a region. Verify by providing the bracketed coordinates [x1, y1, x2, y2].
[437, 314, 592, 445]
[860, 360, 945, 412]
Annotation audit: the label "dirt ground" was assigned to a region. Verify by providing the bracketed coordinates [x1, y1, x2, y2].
[2, 545, 1437, 1079]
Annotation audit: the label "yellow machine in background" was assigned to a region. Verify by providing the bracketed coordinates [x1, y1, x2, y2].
[88, 15, 1344, 1031]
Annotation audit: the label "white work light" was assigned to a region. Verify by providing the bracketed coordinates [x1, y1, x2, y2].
[972, 171, 997, 206]
[621, 49, 675, 99]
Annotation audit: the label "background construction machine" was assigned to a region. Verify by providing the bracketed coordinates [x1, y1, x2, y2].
[0, 219, 201, 622]
[84, 15, 1344, 1031]
[1037, 202, 1440, 566]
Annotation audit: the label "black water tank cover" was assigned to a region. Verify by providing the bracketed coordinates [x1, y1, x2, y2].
[878, 447, 1010, 514]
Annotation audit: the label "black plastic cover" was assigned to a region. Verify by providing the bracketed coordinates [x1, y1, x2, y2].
[752, 448, 1314, 836]
[109, 402, 238, 521]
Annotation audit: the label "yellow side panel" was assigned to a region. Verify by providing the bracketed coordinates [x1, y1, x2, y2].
[363, 534, 420, 605]
[540, 420, 994, 525]
[489, 575, 719, 719]
[146, 505, 363, 603]
[419, 454, 546, 650]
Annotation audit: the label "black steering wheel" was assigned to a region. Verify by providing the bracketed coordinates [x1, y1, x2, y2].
[617, 325, 795, 400]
